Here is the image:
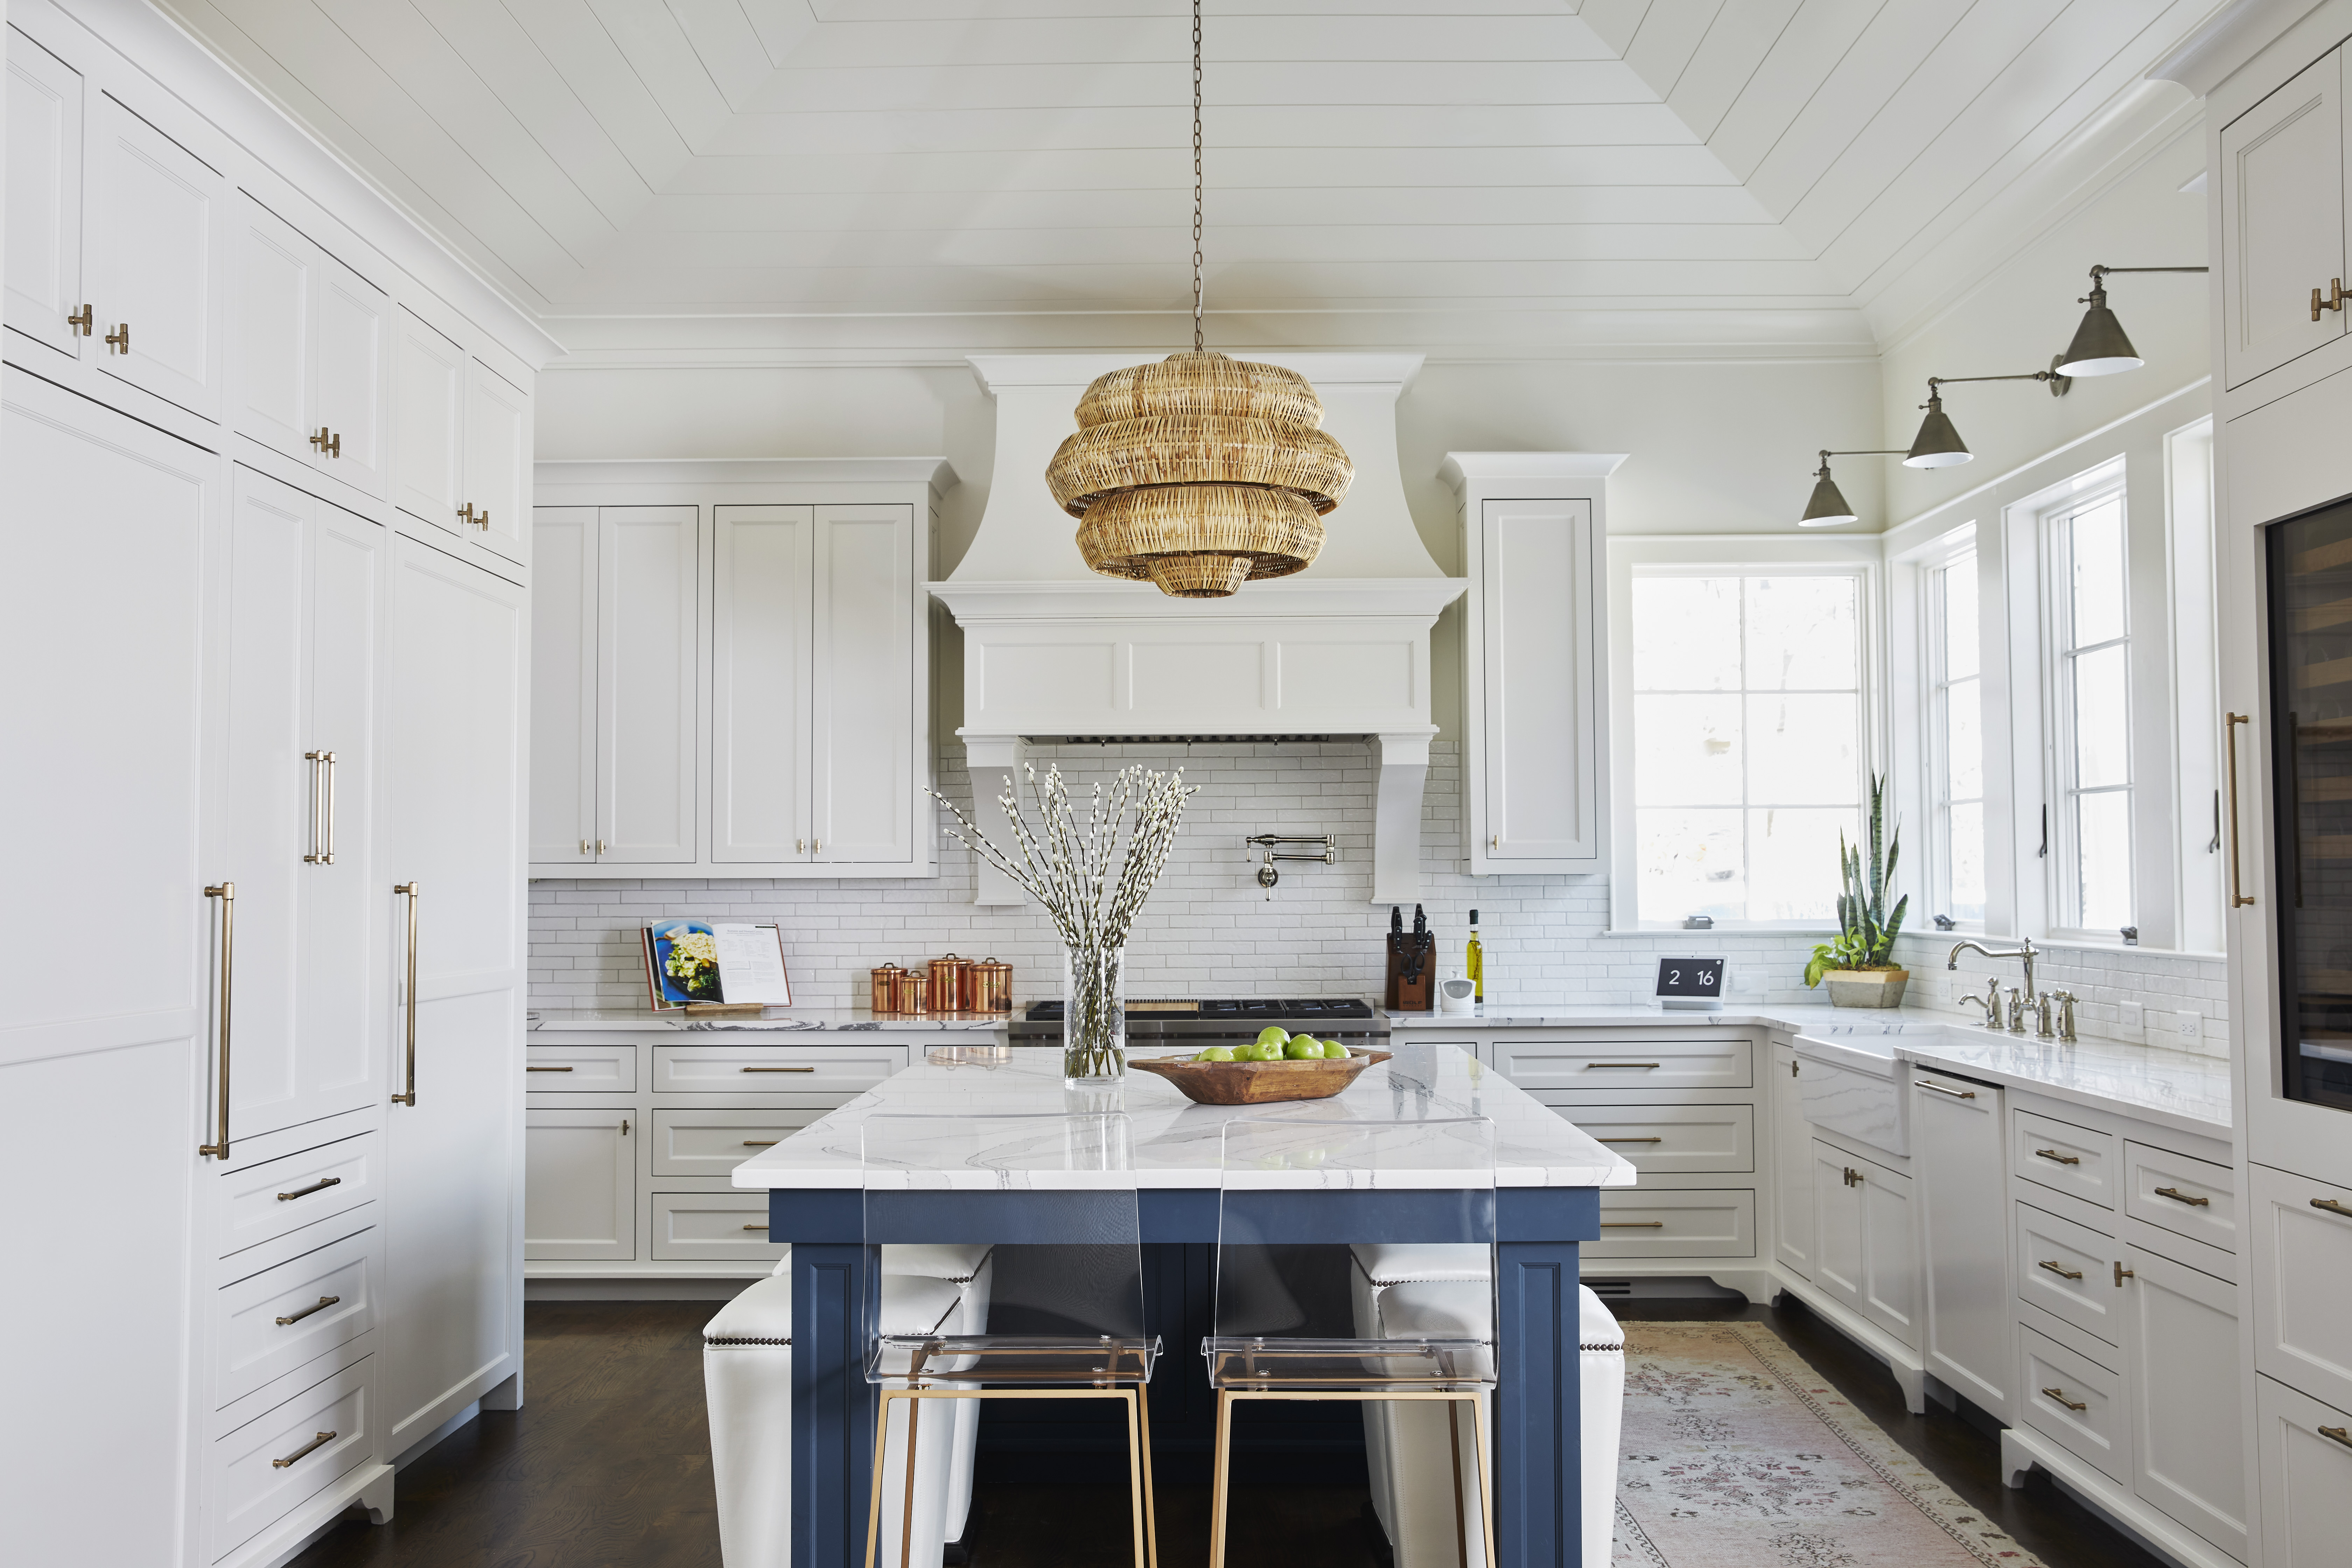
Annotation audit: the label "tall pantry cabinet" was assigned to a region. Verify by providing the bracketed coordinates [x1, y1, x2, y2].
[0, 5, 546, 1567]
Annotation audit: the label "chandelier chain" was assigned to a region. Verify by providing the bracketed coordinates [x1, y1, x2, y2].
[1191, 0, 1203, 353]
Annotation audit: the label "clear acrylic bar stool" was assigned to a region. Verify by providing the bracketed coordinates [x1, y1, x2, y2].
[1201, 1116, 1498, 1568]
[861, 1111, 1162, 1568]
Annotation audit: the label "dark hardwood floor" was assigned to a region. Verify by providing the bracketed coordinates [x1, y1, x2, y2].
[288, 1294, 2164, 1568]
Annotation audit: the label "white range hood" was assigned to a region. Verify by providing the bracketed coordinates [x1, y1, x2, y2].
[934, 352, 1465, 905]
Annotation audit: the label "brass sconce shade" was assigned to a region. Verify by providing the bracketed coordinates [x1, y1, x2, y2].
[1905, 391, 1971, 469]
[1801, 464, 1857, 526]
[2056, 265, 2205, 377]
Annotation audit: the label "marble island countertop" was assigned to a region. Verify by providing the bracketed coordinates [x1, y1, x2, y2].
[732, 1043, 1638, 1192]
[529, 1007, 1010, 1033]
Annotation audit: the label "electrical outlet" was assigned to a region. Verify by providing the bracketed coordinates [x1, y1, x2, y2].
[2118, 1001, 2144, 1041]
[2173, 1010, 2204, 1044]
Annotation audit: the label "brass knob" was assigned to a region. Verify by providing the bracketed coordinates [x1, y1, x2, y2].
[66, 304, 92, 334]
[104, 322, 129, 353]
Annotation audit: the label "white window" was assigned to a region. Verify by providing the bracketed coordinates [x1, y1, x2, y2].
[1926, 548, 1985, 925]
[1628, 568, 1867, 926]
[2045, 490, 2134, 932]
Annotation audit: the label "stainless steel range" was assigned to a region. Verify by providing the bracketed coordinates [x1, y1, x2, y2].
[1008, 997, 1389, 1050]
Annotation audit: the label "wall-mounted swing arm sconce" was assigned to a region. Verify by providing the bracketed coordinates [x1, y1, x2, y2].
[2062, 265, 2207, 375]
[1800, 448, 1910, 527]
[1904, 362, 2072, 469]
[1247, 833, 1335, 890]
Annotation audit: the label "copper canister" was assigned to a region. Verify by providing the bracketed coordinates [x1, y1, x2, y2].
[899, 971, 930, 1016]
[929, 954, 973, 1013]
[969, 957, 1013, 1014]
[869, 964, 903, 1015]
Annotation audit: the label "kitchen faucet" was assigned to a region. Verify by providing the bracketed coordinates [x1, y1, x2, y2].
[1947, 938, 2040, 1033]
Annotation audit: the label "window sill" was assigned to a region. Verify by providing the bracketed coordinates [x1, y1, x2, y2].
[1601, 925, 1840, 939]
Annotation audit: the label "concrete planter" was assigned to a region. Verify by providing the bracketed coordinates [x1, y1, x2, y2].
[1821, 968, 1909, 1009]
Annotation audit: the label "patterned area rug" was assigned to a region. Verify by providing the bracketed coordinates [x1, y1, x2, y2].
[1612, 1322, 2045, 1568]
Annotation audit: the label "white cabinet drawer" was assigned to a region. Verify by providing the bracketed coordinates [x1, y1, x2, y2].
[210, 1354, 374, 1561]
[2020, 1322, 2126, 1483]
[1587, 1189, 1755, 1258]
[525, 1042, 636, 1091]
[2251, 1161, 2352, 1417]
[651, 1106, 827, 1178]
[652, 1043, 906, 1096]
[2016, 1202, 2124, 1345]
[218, 1131, 378, 1258]
[2256, 1372, 2352, 1568]
[2122, 1141, 2236, 1255]
[651, 1191, 788, 1261]
[2014, 1109, 2117, 1209]
[1493, 1037, 1751, 1092]
[1542, 1103, 1754, 1174]
[215, 1227, 376, 1409]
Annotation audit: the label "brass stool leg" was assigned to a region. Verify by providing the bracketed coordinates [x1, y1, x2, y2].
[1446, 1397, 1469, 1568]
[1136, 1379, 1160, 1568]
[864, 1390, 897, 1568]
[1208, 1390, 1238, 1568]
[1468, 1392, 1496, 1568]
[899, 1391, 925, 1568]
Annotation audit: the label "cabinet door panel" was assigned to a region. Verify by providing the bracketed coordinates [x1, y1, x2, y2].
[1772, 1045, 1815, 1276]
[464, 359, 529, 568]
[2250, 1160, 2352, 1416]
[89, 94, 224, 418]
[4, 28, 84, 358]
[314, 255, 389, 497]
[2219, 50, 2345, 389]
[228, 196, 313, 463]
[712, 505, 813, 862]
[811, 504, 913, 864]
[2256, 1373, 2352, 1568]
[598, 506, 698, 863]
[392, 308, 462, 536]
[1812, 1143, 1865, 1308]
[529, 507, 598, 865]
[524, 1108, 634, 1260]
[1914, 1077, 2009, 1419]
[2123, 1247, 2246, 1559]
[1478, 498, 1598, 865]
[1858, 1157, 1917, 1346]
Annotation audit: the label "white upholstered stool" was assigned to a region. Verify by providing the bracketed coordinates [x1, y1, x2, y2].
[1350, 1245, 1624, 1568]
[703, 1245, 994, 1568]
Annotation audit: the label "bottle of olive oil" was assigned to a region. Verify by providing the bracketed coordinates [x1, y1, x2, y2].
[1466, 910, 1484, 1002]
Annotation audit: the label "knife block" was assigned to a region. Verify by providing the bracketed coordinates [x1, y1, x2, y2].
[1384, 932, 1435, 1011]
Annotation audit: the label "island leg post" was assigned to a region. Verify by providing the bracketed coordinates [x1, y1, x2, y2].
[789, 1201, 876, 1568]
[1494, 1238, 1583, 1568]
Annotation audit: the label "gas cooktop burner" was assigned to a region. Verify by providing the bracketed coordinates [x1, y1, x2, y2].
[1010, 996, 1387, 1040]
[1022, 997, 1375, 1023]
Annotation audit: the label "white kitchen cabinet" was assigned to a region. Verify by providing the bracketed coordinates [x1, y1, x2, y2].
[524, 1107, 635, 1261]
[1811, 1142, 1917, 1348]
[392, 307, 462, 530]
[1770, 1042, 1815, 1278]
[2219, 49, 2346, 390]
[1442, 454, 1621, 876]
[464, 359, 530, 567]
[1912, 1072, 2011, 1422]
[0, 368, 218, 1568]
[530, 507, 597, 865]
[218, 468, 385, 1143]
[88, 92, 227, 420]
[5, 26, 86, 359]
[383, 536, 527, 1451]
[230, 195, 389, 497]
[812, 504, 916, 863]
[2249, 1159, 2352, 1419]
[712, 504, 813, 862]
[2256, 1373, 2352, 1568]
[2120, 1245, 2247, 1559]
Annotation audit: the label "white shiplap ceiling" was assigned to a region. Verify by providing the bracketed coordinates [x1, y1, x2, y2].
[151, 0, 2222, 356]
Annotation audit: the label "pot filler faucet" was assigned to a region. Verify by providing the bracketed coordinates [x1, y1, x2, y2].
[1946, 938, 2076, 1041]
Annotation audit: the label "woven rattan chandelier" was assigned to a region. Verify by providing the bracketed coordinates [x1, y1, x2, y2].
[1043, 0, 1352, 598]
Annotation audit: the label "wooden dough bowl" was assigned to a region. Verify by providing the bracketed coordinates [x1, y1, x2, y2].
[1128, 1048, 1392, 1105]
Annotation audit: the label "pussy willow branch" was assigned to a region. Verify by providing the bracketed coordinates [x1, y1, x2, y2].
[926, 763, 1196, 945]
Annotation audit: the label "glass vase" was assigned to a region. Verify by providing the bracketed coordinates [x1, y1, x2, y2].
[1061, 941, 1127, 1088]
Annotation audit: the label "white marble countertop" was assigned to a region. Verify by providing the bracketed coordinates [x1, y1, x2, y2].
[529, 1007, 1009, 1033]
[732, 1043, 1638, 1192]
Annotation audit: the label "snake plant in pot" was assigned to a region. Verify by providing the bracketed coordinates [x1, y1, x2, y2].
[1804, 773, 1911, 1008]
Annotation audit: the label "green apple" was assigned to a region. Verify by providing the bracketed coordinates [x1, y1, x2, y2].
[1195, 1046, 1237, 1062]
[1254, 1026, 1291, 1050]
[1322, 1041, 1351, 1059]
[1284, 1036, 1323, 1059]
[1250, 1041, 1286, 1062]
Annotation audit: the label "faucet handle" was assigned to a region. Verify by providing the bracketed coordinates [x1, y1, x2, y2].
[2048, 989, 2077, 1043]
[1958, 993, 2000, 1029]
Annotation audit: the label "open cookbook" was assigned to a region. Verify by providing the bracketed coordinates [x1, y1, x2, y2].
[640, 920, 794, 1010]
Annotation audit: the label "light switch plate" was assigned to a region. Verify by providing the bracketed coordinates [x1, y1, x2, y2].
[2172, 1009, 2204, 1044]
[2117, 1001, 2144, 1042]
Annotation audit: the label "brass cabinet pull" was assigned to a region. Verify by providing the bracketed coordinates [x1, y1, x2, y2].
[303, 751, 337, 863]
[274, 1295, 340, 1327]
[2040, 1386, 2088, 1412]
[2038, 1259, 2084, 1281]
[579, 839, 592, 856]
[200, 883, 236, 1158]
[1490, 833, 1500, 850]
[1600, 1221, 1665, 1228]
[457, 502, 480, 529]
[1842, 1167, 1864, 1186]
[392, 882, 420, 1106]
[1918, 1079, 1977, 1099]
[742, 1139, 779, 1147]
[1584, 1062, 1661, 1070]
[309, 427, 340, 457]
[2035, 1147, 2082, 1166]
[66, 303, 91, 334]
[620, 1119, 630, 1135]
[2321, 1424, 2352, 1449]
[743, 1065, 815, 1073]
[272, 1431, 336, 1469]
[2115, 1261, 2134, 1287]
[743, 1223, 770, 1231]
[2152, 1186, 2210, 1207]
[596, 839, 606, 854]
[811, 838, 820, 853]
[2316, 279, 2348, 320]
[277, 1176, 342, 1202]
[104, 321, 128, 353]
[526, 1065, 574, 1072]
[2312, 1198, 2352, 1219]
[1791, 1059, 1799, 1077]
[796, 838, 806, 854]
[1596, 1136, 1663, 1143]
[2226, 713, 2255, 907]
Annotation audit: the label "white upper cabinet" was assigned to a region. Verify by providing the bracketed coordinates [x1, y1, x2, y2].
[2219, 49, 2345, 389]
[812, 504, 915, 865]
[711, 505, 813, 863]
[530, 507, 598, 866]
[392, 307, 462, 529]
[1444, 454, 1619, 877]
[597, 507, 698, 863]
[229, 197, 313, 461]
[464, 359, 530, 568]
[87, 93, 226, 420]
[5, 27, 86, 359]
